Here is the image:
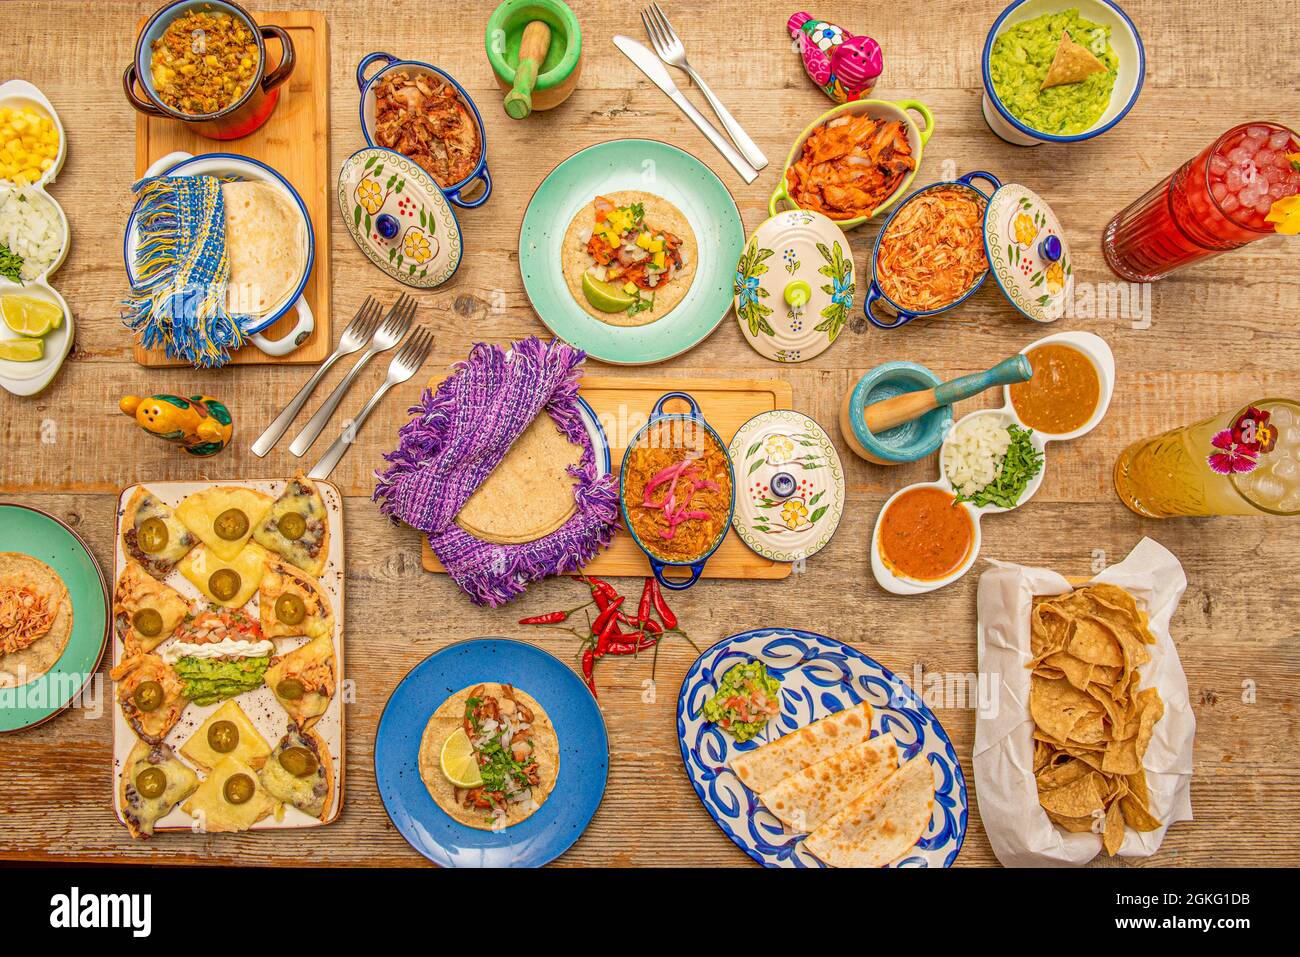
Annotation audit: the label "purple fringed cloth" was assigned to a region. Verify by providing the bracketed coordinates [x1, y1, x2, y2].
[374, 337, 619, 606]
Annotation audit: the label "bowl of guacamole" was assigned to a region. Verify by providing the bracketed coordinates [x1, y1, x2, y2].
[981, 0, 1144, 146]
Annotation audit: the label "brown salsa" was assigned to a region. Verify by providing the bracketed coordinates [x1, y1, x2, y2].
[879, 485, 974, 581]
[1010, 343, 1100, 435]
[623, 420, 731, 563]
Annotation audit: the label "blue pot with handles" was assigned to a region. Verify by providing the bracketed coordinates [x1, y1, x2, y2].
[620, 392, 736, 591]
[863, 170, 1001, 329]
[356, 52, 492, 210]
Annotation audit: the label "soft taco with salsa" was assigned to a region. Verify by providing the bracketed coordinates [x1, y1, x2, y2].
[418, 682, 560, 830]
[561, 191, 696, 326]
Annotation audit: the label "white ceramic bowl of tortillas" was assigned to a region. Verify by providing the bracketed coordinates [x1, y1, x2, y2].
[123, 151, 314, 357]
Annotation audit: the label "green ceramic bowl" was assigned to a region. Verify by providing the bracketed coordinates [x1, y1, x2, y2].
[768, 98, 935, 229]
[0, 503, 110, 733]
[519, 138, 745, 364]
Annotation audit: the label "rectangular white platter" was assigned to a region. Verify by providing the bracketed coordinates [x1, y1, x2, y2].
[111, 478, 345, 833]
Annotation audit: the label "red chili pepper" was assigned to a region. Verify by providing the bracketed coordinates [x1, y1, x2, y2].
[649, 577, 677, 629]
[518, 598, 594, 625]
[637, 577, 654, 623]
[591, 596, 625, 643]
[581, 647, 598, 697]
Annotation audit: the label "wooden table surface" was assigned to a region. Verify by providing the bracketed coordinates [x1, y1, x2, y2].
[2, 0, 1297, 867]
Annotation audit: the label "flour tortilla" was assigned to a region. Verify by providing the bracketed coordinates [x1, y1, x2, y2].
[760, 732, 899, 832]
[803, 756, 936, 867]
[730, 700, 874, 794]
[560, 190, 697, 327]
[223, 181, 307, 318]
[418, 683, 560, 830]
[455, 413, 582, 544]
[0, 553, 73, 688]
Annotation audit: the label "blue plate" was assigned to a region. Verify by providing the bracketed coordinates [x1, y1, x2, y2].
[375, 638, 608, 867]
[677, 628, 968, 867]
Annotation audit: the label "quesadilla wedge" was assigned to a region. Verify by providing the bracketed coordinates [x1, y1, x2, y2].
[175, 486, 274, 562]
[761, 732, 899, 833]
[264, 633, 335, 728]
[0, 552, 73, 688]
[730, 700, 874, 794]
[114, 560, 190, 656]
[119, 740, 199, 840]
[110, 652, 188, 743]
[178, 542, 270, 609]
[418, 683, 559, 831]
[802, 755, 936, 868]
[561, 191, 696, 326]
[258, 557, 333, 640]
[182, 754, 276, 832]
[252, 473, 330, 576]
[121, 488, 197, 579]
[258, 723, 334, 821]
[181, 698, 272, 773]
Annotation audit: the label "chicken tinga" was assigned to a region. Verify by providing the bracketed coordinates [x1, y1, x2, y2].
[373, 70, 482, 189]
[419, 682, 560, 830]
[561, 191, 697, 326]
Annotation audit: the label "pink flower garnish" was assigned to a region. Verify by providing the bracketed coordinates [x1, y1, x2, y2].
[1207, 429, 1260, 474]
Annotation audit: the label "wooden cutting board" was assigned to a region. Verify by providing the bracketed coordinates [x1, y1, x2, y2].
[131, 10, 330, 366]
[421, 376, 795, 580]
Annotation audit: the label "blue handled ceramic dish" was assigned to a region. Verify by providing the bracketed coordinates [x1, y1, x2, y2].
[677, 628, 968, 867]
[356, 52, 492, 210]
[620, 392, 736, 591]
[863, 171, 1001, 330]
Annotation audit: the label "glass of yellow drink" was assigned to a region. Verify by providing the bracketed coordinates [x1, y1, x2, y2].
[1114, 398, 1300, 517]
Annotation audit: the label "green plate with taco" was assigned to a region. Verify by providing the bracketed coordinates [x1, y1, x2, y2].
[0, 503, 110, 732]
[520, 139, 744, 364]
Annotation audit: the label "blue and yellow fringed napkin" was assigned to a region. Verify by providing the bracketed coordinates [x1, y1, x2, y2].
[121, 174, 250, 368]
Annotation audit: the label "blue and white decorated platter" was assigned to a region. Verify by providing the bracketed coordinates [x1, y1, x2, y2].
[677, 627, 967, 867]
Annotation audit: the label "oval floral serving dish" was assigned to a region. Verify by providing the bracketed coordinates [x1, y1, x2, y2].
[678, 628, 968, 867]
[338, 146, 463, 288]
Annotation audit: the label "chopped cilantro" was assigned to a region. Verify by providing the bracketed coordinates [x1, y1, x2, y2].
[0, 241, 23, 283]
[953, 424, 1044, 509]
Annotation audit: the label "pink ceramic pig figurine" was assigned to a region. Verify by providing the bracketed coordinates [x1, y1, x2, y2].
[788, 12, 883, 103]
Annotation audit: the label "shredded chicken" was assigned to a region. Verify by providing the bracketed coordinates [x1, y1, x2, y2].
[786, 115, 916, 219]
[373, 71, 481, 188]
[0, 585, 55, 655]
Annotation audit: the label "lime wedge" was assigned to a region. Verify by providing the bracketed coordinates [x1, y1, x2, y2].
[2, 294, 62, 337]
[440, 726, 484, 788]
[0, 337, 44, 362]
[582, 271, 638, 313]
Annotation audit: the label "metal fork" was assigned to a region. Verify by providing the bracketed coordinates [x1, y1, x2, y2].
[642, 3, 767, 170]
[289, 294, 418, 457]
[251, 297, 384, 457]
[307, 327, 434, 480]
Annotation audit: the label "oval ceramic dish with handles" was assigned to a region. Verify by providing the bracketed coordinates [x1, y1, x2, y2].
[0, 79, 74, 397]
[870, 331, 1115, 595]
[769, 98, 934, 229]
[620, 392, 736, 591]
[864, 170, 1002, 329]
[122, 151, 315, 357]
[356, 52, 492, 210]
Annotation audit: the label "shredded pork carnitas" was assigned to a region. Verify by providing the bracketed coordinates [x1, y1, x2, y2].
[0, 584, 55, 655]
[373, 71, 481, 188]
[786, 115, 916, 219]
[876, 186, 989, 312]
[455, 684, 540, 819]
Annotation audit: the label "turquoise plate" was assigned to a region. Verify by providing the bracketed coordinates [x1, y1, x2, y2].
[0, 503, 110, 733]
[519, 139, 745, 365]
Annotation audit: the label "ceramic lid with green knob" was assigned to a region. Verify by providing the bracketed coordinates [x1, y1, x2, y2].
[734, 209, 855, 362]
[337, 146, 463, 288]
[982, 182, 1071, 323]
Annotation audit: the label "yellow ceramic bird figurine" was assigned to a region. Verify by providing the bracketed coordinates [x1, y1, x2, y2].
[119, 394, 233, 457]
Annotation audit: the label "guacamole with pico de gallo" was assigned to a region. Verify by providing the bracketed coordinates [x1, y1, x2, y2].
[701, 660, 782, 742]
[990, 9, 1118, 135]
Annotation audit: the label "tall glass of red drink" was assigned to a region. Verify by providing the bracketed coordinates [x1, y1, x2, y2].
[1102, 122, 1299, 282]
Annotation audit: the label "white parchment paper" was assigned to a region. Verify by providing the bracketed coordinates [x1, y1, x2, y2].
[973, 537, 1196, 866]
